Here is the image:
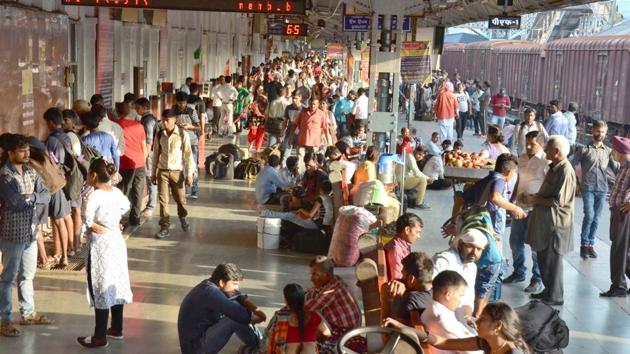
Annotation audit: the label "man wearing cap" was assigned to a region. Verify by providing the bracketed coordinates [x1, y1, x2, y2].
[600, 136, 630, 297]
[433, 228, 487, 323]
[525, 135, 577, 306]
[572, 120, 619, 259]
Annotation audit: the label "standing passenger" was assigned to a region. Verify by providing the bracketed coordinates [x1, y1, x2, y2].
[599, 136, 630, 297]
[572, 120, 618, 259]
[77, 158, 132, 348]
[525, 136, 576, 306]
[152, 109, 194, 239]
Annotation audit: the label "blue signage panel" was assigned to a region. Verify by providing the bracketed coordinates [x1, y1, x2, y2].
[343, 15, 411, 32]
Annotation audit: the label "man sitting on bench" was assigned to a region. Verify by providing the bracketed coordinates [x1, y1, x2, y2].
[433, 228, 487, 326]
[380, 252, 434, 327]
[420, 270, 483, 354]
[305, 256, 362, 352]
[384, 213, 424, 280]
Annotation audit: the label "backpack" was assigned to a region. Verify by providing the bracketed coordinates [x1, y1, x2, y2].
[218, 143, 243, 162]
[155, 127, 186, 164]
[205, 153, 218, 176]
[245, 158, 264, 180]
[28, 147, 66, 194]
[264, 117, 284, 136]
[515, 300, 570, 353]
[234, 158, 249, 180]
[212, 153, 234, 180]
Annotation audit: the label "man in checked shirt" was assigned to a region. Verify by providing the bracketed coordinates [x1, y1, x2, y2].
[305, 256, 362, 351]
[600, 136, 630, 298]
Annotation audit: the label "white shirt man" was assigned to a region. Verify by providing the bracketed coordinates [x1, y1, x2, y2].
[432, 248, 477, 323]
[352, 92, 369, 121]
[423, 155, 445, 181]
[216, 79, 239, 136]
[515, 111, 548, 156]
[516, 149, 550, 204]
[421, 301, 481, 354]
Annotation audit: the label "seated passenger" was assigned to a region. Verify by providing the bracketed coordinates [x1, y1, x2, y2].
[301, 153, 330, 204]
[381, 252, 433, 327]
[353, 145, 378, 187]
[433, 229, 487, 324]
[279, 156, 301, 187]
[421, 146, 452, 191]
[427, 132, 442, 156]
[264, 284, 332, 354]
[177, 263, 266, 354]
[261, 181, 334, 234]
[384, 213, 424, 280]
[402, 147, 431, 209]
[305, 256, 362, 352]
[385, 302, 528, 354]
[419, 270, 483, 354]
[255, 155, 289, 205]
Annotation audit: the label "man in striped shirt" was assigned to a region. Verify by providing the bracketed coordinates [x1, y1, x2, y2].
[600, 136, 630, 298]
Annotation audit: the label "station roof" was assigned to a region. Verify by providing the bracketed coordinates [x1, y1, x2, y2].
[312, 0, 604, 28]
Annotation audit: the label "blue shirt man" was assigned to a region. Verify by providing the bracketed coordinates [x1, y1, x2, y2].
[177, 263, 264, 354]
[255, 155, 288, 205]
[333, 95, 355, 124]
[544, 103, 568, 137]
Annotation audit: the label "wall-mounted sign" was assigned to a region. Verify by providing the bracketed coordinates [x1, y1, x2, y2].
[268, 21, 284, 35]
[343, 15, 411, 32]
[61, 0, 306, 14]
[488, 15, 521, 29]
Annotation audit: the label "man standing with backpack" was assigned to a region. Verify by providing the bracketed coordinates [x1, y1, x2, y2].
[152, 109, 194, 239]
[173, 91, 200, 199]
[43, 108, 74, 266]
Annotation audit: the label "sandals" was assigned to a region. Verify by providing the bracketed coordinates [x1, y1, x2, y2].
[38, 258, 56, 270]
[20, 313, 54, 326]
[0, 322, 22, 337]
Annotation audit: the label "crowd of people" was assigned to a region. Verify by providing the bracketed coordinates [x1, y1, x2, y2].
[0, 52, 628, 354]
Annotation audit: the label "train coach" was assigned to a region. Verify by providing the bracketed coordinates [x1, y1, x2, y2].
[441, 35, 630, 137]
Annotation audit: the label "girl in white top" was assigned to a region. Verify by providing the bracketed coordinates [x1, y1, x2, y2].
[77, 158, 132, 348]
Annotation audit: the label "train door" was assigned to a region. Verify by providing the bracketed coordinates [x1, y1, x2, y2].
[592, 51, 608, 122]
[496, 52, 503, 91]
[552, 52, 563, 99]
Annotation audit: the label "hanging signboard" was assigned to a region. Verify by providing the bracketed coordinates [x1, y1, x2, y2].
[327, 43, 345, 60]
[343, 15, 411, 32]
[488, 15, 521, 29]
[400, 41, 431, 84]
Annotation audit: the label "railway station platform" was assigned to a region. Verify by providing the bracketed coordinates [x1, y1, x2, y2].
[0, 123, 629, 354]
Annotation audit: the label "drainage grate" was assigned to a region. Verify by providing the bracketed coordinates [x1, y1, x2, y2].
[41, 241, 86, 272]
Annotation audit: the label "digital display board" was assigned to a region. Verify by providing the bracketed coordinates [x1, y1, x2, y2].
[61, 0, 306, 15]
[283, 23, 307, 36]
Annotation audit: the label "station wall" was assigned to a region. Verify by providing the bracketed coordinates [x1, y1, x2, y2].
[2, 0, 267, 138]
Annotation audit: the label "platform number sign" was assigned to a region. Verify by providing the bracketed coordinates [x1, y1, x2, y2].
[284, 23, 307, 37]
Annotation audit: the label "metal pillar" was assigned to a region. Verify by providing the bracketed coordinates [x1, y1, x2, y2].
[366, 1, 404, 153]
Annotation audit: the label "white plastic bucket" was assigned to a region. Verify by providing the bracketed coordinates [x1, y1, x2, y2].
[257, 232, 280, 249]
[256, 217, 281, 249]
